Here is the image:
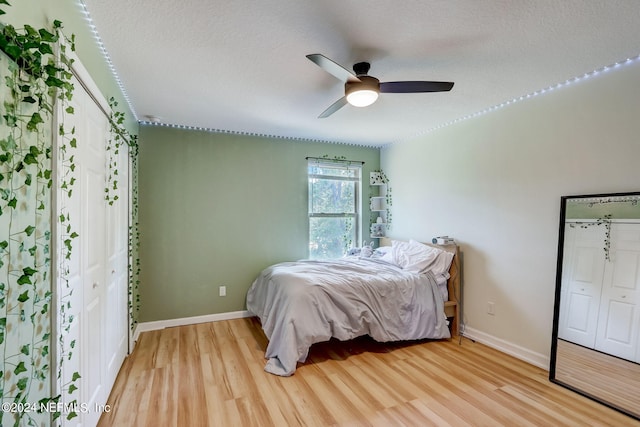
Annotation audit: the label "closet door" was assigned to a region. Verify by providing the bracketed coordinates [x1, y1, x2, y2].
[80, 85, 109, 426]
[56, 59, 128, 426]
[105, 146, 129, 391]
[58, 72, 108, 426]
[595, 223, 640, 361]
[558, 223, 606, 347]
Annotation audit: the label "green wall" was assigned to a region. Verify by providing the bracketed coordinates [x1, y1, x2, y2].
[138, 125, 380, 322]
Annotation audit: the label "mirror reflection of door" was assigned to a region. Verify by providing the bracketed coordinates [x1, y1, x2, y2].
[551, 192, 640, 421]
[597, 223, 640, 361]
[559, 221, 640, 361]
[558, 222, 605, 347]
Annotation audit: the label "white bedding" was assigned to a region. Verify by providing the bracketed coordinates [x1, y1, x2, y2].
[246, 256, 451, 376]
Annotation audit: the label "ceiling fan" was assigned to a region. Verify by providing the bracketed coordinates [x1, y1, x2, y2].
[306, 53, 454, 118]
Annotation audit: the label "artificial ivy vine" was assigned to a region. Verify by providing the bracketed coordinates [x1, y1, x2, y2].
[572, 214, 613, 261]
[1, 4, 141, 424]
[106, 97, 140, 332]
[0, 4, 81, 424]
[370, 169, 392, 229]
[599, 214, 612, 262]
[105, 98, 123, 206]
[129, 140, 141, 332]
[55, 35, 82, 423]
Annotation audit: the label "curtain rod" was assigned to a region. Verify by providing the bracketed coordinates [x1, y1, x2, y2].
[306, 156, 365, 165]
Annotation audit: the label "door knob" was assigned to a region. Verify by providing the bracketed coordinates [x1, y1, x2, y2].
[93, 282, 98, 289]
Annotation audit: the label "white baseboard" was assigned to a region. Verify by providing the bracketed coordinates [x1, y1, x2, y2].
[131, 315, 550, 371]
[132, 310, 253, 342]
[462, 326, 550, 370]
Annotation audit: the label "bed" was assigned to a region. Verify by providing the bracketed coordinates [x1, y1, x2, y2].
[246, 238, 461, 376]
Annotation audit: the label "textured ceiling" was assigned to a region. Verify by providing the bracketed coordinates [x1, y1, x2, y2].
[82, 0, 640, 146]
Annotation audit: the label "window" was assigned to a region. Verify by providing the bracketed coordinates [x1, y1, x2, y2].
[308, 159, 362, 259]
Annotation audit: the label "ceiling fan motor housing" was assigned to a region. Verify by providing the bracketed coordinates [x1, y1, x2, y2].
[345, 75, 380, 96]
[352, 61, 371, 76]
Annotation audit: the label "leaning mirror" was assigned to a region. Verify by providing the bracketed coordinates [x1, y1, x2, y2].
[550, 191, 640, 420]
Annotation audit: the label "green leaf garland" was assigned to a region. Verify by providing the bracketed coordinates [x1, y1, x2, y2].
[1, 7, 78, 424]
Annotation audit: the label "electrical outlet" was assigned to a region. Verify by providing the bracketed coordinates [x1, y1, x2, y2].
[219, 286, 226, 297]
[487, 301, 495, 315]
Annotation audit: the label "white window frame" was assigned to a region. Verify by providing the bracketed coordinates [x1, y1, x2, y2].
[307, 159, 362, 258]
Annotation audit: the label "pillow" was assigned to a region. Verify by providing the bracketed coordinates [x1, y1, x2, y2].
[378, 240, 415, 268]
[395, 240, 437, 273]
[408, 239, 454, 275]
[379, 244, 397, 264]
[380, 239, 454, 274]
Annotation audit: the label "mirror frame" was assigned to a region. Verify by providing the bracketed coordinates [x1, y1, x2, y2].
[549, 191, 640, 421]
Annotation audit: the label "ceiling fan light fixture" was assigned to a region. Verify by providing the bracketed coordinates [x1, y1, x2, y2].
[346, 89, 379, 107]
[345, 75, 380, 107]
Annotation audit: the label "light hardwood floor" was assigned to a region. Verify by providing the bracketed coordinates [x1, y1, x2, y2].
[98, 318, 640, 426]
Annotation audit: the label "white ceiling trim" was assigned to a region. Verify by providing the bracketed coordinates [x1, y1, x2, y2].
[138, 121, 382, 149]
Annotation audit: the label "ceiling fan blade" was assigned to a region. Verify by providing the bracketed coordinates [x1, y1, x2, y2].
[318, 96, 348, 118]
[379, 81, 454, 93]
[306, 54, 361, 83]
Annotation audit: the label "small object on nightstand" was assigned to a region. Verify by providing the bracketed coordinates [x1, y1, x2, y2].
[432, 236, 455, 245]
